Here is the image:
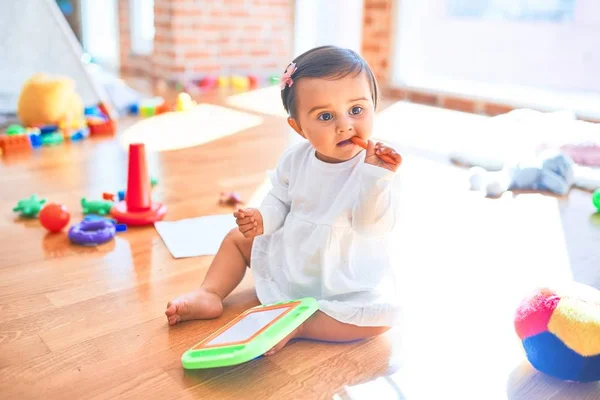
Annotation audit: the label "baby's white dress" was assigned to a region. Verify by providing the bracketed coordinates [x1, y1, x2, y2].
[251, 141, 401, 327]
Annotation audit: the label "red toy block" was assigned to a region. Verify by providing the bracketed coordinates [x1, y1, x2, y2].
[155, 101, 172, 115]
[88, 119, 117, 136]
[0, 134, 32, 155]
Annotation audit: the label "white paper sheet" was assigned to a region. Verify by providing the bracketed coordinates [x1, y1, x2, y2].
[154, 214, 237, 259]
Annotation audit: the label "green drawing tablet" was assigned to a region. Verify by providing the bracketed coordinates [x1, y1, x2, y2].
[181, 297, 318, 369]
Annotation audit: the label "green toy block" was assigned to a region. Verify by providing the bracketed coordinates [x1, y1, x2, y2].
[6, 124, 25, 135]
[42, 132, 64, 146]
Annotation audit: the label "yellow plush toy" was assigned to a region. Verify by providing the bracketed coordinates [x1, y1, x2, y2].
[17, 73, 84, 127]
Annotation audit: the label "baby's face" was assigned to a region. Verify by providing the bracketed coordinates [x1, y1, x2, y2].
[289, 72, 374, 163]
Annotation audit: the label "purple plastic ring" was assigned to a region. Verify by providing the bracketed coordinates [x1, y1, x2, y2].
[68, 219, 116, 246]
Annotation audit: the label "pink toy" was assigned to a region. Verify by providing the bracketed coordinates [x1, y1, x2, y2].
[219, 192, 243, 206]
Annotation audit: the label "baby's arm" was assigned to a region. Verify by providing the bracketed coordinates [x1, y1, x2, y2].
[258, 191, 290, 235]
[298, 311, 390, 342]
[352, 140, 401, 235]
[235, 148, 294, 237]
[352, 164, 398, 235]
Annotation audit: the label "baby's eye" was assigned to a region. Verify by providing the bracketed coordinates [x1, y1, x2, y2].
[350, 106, 363, 115]
[318, 112, 333, 121]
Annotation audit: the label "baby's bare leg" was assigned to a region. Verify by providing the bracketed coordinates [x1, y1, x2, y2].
[265, 311, 391, 355]
[165, 228, 253, 325]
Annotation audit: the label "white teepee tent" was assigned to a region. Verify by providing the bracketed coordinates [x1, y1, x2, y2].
[0, 0, 113, 117]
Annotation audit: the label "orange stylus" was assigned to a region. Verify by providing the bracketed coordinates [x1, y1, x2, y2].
[350, 137, 401, 165]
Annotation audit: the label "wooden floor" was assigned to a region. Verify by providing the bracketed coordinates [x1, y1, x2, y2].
[1, 84, 599, 400]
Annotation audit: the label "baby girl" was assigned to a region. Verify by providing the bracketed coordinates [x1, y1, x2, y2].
[166, 45, 402, 355]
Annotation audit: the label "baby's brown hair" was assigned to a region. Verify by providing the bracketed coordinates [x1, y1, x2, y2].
[280, 46, 380, 119]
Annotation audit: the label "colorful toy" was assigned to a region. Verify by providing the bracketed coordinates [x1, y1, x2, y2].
[41, 132, 64, 146]
[84, 105, 101, 116]
[219, 192, 243, 206]
[13, 195, 46, 218]
[81, 198, 113, 215]
[139, 97, 164, 117]
[175, 92, 195, 111]
[593, 188, 600, 212]
[155, 101, 172, 115]
[514, 283, 600, 382]
[27, 128, 43, 148]
[60, 118, 89, 141]
[110, 143, 167, 225]
[182, 298, 318, 369]
[86, 115, 108, 125]
[83, 214, 127, 232]
[39, 203, 71, 233]
[248, 75, 258, 88]
[350, 137, 400, 165]
[231, 75, 249, 90]
[17, 73, 84, 128]
[102, 192, 115, 201]
[68, 219, 117, 246]
[67, 127, 90, 141]
[98, 102, 118, 122]
[116, 176, 157, 203]
[39, 125, 59, 134]
[198, 76, 217, 89]
[217, 76, 229, 88]
[0, 132, 32, 154]
[88, 118, 117, 136]
[6, 125, 25, 135]
[128, 103, 139, 116]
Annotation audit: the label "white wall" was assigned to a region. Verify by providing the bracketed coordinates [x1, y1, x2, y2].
[293, 0, 364, 58]
[392, 0, 600, 94]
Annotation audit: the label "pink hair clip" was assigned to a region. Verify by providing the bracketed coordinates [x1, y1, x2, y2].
[280, 62, 297, 90]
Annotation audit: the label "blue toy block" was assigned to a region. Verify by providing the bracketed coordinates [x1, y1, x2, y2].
[128, 103, 139, 115]
[40, 125, 59, 135]
[29, 133, 43, 148]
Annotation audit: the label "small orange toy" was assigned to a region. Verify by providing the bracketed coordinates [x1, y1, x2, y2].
[39, 203, 71, 233]
[102, 192, 115, 201]
[349, 137, 401, 166]
[0, 134, 32, 155]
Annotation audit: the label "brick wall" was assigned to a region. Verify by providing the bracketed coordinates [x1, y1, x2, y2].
[361, 0, 394, 84]
[118, 0, 293, 83]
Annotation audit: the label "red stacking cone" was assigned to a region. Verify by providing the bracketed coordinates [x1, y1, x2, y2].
[111, 143, 166, 225]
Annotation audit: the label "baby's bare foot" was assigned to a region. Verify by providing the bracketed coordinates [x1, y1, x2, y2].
[264, 323, 304, 356]
[165, 288, 223, 326]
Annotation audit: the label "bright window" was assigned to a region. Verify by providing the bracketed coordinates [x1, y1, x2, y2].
[391, 0, 600, 118]
[447, 0, 576, 20]
[130, 0, 155, 55]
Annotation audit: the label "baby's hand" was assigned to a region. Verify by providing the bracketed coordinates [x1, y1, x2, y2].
[233, 208, 264, 238]
[364, 140, 402, 172]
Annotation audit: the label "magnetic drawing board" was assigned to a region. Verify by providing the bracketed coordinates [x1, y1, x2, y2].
[182, 297, 318, 369]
